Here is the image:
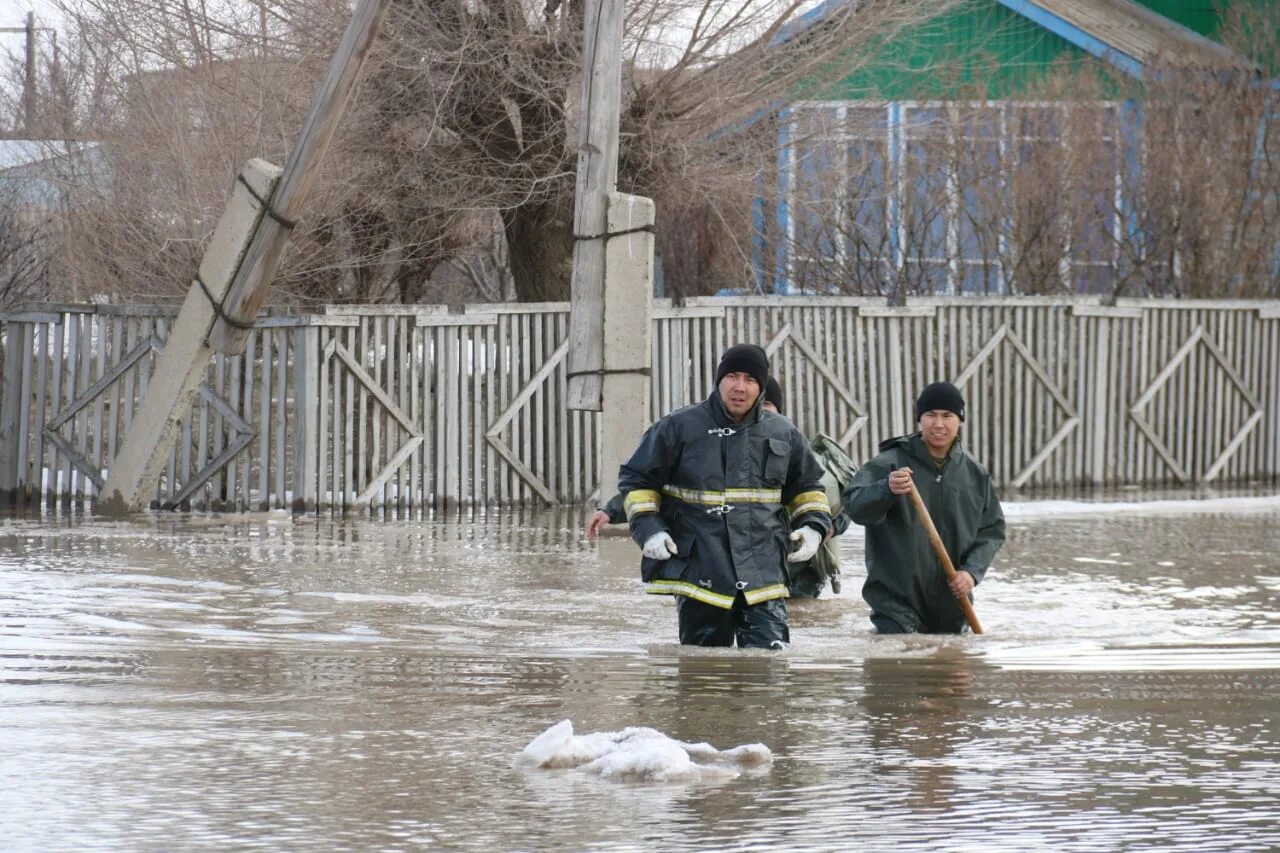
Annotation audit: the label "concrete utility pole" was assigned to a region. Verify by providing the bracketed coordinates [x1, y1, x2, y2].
[98, 160, 282, 514]
[101, 0, 395, 513]
[566, 0, 655, 500]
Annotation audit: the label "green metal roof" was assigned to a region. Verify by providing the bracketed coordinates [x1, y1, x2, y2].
[817, 0, 1257, 100]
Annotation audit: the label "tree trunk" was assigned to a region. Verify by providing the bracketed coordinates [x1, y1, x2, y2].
[503, 202, 574, 301]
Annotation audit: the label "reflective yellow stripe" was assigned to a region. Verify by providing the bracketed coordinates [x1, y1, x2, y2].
[786, 490, 831, 518]
[744, 584, 791, 605]
[645, 580, 737, 609]
[661, 485, 783, 505]
[624, 489, 661, 520]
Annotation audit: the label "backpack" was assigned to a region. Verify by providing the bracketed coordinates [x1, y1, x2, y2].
[807, 433, 859, 593]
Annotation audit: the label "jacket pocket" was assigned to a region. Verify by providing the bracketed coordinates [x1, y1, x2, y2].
[764, 437, 790, 484]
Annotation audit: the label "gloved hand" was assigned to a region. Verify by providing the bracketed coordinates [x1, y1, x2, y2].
[787, 526, 822, 562]
[642, 531, 678, 560]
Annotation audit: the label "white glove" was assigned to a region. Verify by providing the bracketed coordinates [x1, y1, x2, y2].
[787, 526, 822, 562]
[642, 531, 678, 560]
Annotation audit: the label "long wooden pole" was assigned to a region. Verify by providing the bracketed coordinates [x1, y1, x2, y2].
[907, 486, 984, 634]
[206, 0, 395, 355]
[565, 0, 625, 411]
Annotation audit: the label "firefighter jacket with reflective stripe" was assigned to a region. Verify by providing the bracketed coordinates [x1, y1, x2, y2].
[843, 433, 1005, 633]
[618, 390, 833, 609]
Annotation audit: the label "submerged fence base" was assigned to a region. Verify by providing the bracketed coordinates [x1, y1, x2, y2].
[1, 297, 1277, 511]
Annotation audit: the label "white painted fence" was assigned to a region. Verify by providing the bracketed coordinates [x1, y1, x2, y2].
[1, 297, 1277, 511]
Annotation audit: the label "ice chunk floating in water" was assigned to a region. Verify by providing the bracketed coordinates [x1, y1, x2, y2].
[515, 720, 772, 783]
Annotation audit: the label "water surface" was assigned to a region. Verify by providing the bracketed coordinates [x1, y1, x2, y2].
[2, 497, 1278, 851]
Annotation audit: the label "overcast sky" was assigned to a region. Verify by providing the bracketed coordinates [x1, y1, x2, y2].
[3, 0, 64, 32]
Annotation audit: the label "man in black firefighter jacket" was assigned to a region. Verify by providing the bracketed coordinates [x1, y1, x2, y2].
[617, 343, 833, 648]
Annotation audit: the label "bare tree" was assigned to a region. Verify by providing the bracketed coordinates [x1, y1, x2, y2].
[16, 0, 952, 305]
[0, 180, 53, 309]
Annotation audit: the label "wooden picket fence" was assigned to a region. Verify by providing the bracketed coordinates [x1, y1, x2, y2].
[1, 296, 1277, 511]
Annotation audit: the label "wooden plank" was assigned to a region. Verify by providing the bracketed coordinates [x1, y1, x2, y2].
[355, 435, 423, 505]
[91, 316, 107, 498]
[317, 331, 330, 508]
[212, 354, 226, 503]
[299, 325, 320, 510]
[76, 313, 94, 500]
[43, 430, 103, 491]
[410, 320, 422, 506]
[372, 317, 384, 508]
[555, 312, 568, 501]
[415, 313, 498, 327]
[62, 315, 80, 500]
[432, 326, 445, 505]
[227, 351, 241, 506]
[343, 326, 355, 507]
[859, 305, 938, 318]
[390, 321, 402, 506]
[533, 315, 545, 501]
[167, 429, 255, 507]
[33, 323, 48, 498]
[274, 329, 287, 507]
[16, 323, 33, 495]
[444, 325, 461, 506]
[1071, 305, 1144, 318]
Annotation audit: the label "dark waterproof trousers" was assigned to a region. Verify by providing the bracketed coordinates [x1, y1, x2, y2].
[871, 611, 968, 635]
[676, 593, 789, 648]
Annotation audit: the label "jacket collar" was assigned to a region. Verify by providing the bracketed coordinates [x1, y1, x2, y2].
[879, 432, 963, 464]
[907, 432, 960, 465]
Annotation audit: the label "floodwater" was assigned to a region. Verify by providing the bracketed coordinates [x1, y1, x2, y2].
[2, 495, 1279, 852]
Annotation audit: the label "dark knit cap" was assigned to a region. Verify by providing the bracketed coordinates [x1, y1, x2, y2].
[764, 377, 785, 414]
[715, 343, 770, 391]
[916, 381, 965, 421]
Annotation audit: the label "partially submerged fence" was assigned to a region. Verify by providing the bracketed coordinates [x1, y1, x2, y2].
[1, 297, 1277, 510]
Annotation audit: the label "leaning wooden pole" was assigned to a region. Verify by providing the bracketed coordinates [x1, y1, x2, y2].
[100, 0, 394, 514]
[206, 0, 394, 356]
[908, 486, 985, 634]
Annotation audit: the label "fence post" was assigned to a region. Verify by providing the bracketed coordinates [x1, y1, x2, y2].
[292, 323, 319, 511]
[0, 320, 17, 504]
[1091, 316, 1110, 485]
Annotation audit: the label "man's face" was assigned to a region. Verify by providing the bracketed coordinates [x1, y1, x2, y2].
[919, 409, 961, 454]
[719, 372, 761, 421]
[762, 401, 778, 415]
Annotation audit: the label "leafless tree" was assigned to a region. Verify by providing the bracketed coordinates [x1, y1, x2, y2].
[10, 0, 953, 305]
[0, 181, 53, 309]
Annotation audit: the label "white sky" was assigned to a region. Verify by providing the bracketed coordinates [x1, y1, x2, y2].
[2, 0, 64, 36]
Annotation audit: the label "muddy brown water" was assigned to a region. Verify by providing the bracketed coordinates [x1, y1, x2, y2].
[2, 496, 1278, 851]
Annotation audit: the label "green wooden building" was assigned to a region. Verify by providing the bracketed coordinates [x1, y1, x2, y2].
[758, 0, 1278, 296]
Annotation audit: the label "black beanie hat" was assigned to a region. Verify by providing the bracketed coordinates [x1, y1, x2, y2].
[715, 343, 770, 391]
[764, 377, 784, 414]
[915, 381, 965, 421]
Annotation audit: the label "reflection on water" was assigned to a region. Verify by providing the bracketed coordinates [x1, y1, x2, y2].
[1, 499, 1278, 851]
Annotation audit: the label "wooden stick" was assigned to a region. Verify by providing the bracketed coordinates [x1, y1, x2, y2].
[907, 486, 984, 635]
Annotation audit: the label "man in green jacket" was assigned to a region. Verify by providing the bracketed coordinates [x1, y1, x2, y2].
[618, 344, 832, 648]
[843, 381, 1005, 634]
